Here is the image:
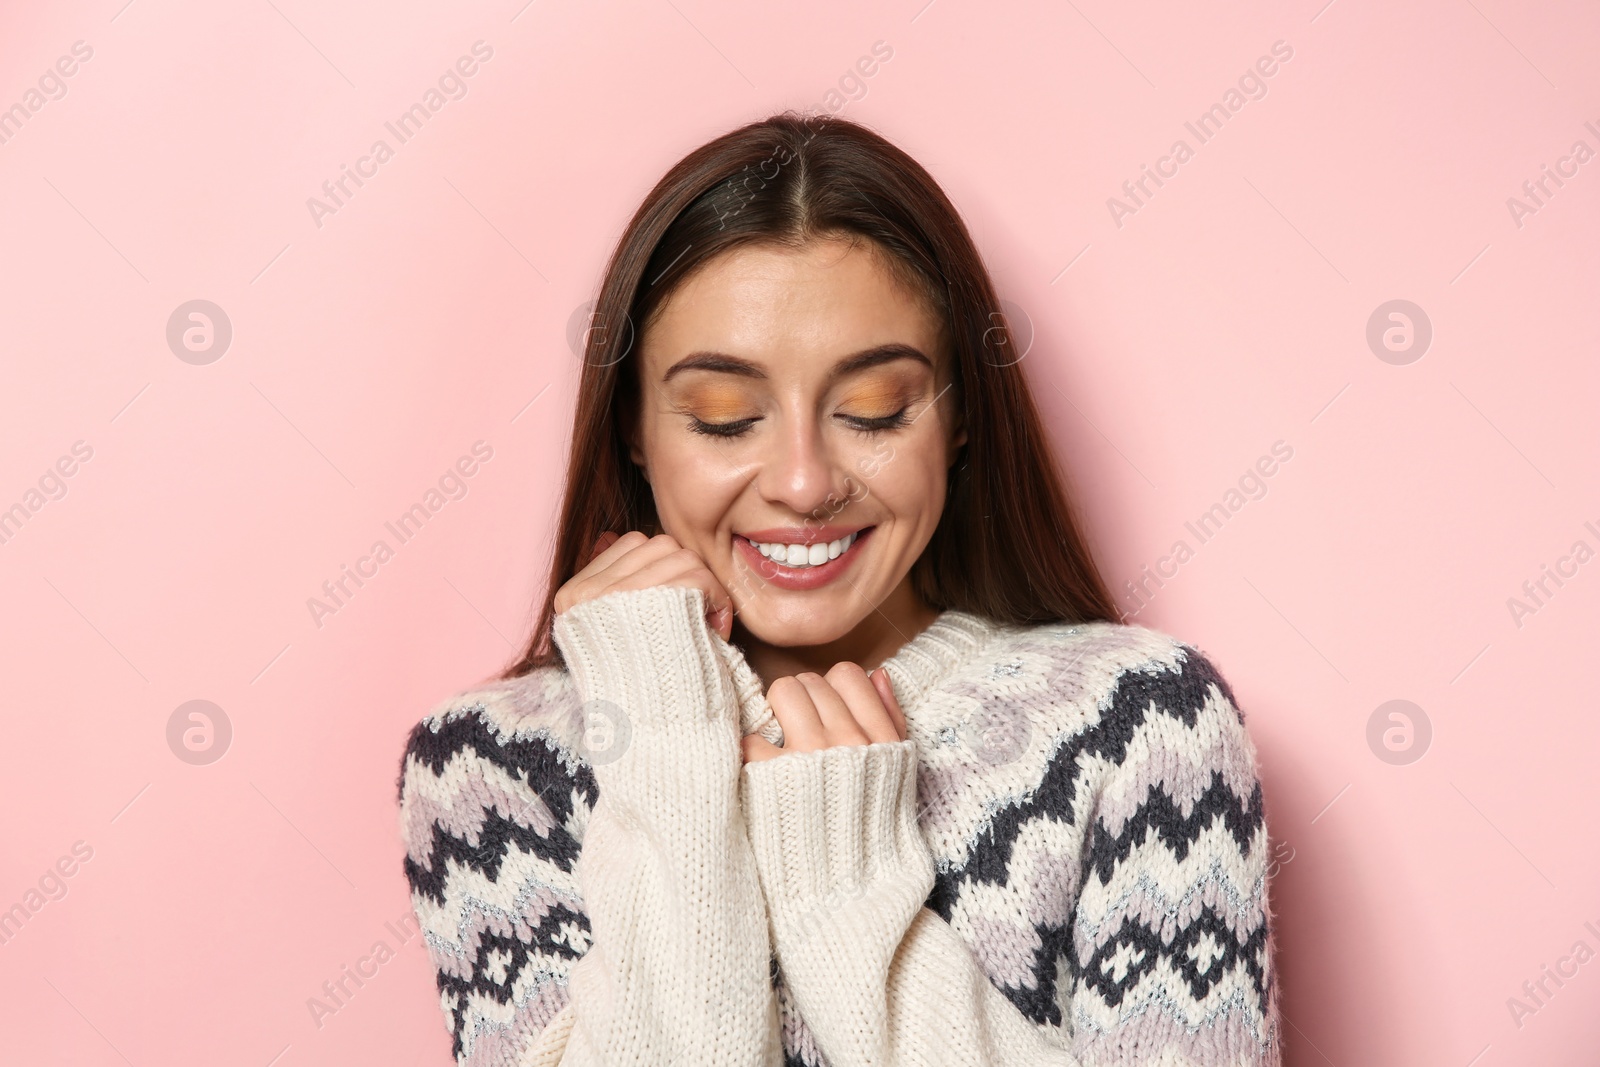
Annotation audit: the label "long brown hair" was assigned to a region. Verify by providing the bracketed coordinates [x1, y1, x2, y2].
[499, 111, 1117, 678]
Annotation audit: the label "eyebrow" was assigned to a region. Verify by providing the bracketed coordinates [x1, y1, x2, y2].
[661, 343, 933, 383]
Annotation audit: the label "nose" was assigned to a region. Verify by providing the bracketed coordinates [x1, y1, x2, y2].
[754, 413, 850, 521]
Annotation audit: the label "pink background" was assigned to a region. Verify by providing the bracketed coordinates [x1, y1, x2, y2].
[2, 1, 1597, 1064]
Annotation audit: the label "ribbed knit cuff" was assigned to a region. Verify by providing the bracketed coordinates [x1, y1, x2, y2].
[551, 585, 734, 728]
[713, 635, 786, 746]
[741, 740, 935, 942]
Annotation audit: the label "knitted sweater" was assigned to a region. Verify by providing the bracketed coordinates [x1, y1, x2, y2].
[397, 585, 1284, 1066]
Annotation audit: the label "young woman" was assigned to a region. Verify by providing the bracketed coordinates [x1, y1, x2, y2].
[398, 112, 1284, 1066]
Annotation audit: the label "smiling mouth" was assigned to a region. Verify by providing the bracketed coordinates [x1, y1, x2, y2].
[733, 525, 876, 589]
[741, 527, 870, 568]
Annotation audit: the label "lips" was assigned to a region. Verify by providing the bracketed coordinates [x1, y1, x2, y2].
[737, 523, 870, 545]
[744, 529, 861, 568]
[734, 525, 875, 591]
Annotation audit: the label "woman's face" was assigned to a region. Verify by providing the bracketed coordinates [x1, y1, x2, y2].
[628, 236, 966, 649]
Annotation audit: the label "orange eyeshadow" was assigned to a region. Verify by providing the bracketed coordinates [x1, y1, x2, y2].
[837, 382, 914, 417]
[678, 386, 757, 422]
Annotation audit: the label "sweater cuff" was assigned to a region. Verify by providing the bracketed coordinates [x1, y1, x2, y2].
[551, 585, 735, 728]
[741, 740, 934, 940]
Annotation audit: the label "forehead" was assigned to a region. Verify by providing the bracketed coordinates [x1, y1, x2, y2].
[639, 237, 944, 377]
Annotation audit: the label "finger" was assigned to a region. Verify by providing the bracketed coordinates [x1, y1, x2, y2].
[684, 555, 735, 641]
[870, 667, 907, 740]
[609, 549, 690, 589]
[741, 732, 786, 763]
[796, 673, 871, 748]
[766, 676, 827, 752]
[823, 662, 898, 744]
[566, 530, 652, 593]
[584, 530, 621, 568]
[557, 531, 644, 612]
[585, 529, 649, 572]
[710, 600, 733, 642]
[571, 535, 682, 603]
[612, 550, 733, 632]
[599, 533, 683, 582]
[656, 551, 734, 639]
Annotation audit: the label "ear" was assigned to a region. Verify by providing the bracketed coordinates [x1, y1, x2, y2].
[935, 332, 967, 466]
[620, 387, 649, 479]
[946, 396, 968, 467]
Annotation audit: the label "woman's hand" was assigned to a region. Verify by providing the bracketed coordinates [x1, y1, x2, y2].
[554, 530, 735, 640]
[741, 662, 906, 763]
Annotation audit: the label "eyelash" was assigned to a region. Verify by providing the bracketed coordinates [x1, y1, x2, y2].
[687, 408, 912, 438]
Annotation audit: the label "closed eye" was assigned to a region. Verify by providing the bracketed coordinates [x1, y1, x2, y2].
[688, 407, 912, 437]
[689, 416, 760, 438]
[838, 408, 911, 433]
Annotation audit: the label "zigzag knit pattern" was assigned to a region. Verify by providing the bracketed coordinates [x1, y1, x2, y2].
[397, 612, 1284, 1066]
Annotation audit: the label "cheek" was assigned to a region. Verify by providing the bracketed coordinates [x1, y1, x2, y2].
[641, 435, 748, 534]
[852, 432, 948, 535]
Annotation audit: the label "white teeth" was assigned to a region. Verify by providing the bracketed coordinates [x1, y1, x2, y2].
[747, 530, 859, 569]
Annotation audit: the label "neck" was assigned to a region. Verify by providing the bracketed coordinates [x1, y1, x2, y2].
[734, 577, 942, 687]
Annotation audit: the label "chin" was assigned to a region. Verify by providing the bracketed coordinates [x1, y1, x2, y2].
[734, 595, 867, 649]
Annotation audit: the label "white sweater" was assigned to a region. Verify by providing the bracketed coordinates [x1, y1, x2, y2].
[397, 584, 1284, 1066]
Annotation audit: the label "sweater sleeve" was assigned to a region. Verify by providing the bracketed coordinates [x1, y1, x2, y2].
[397, 691, 595, 1066]
[1064, 645, 1283, 1066]
[738, 643, 1283, 1067]
[741, 739, 1078, 1066]
[400, 584, 783, 1066]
